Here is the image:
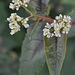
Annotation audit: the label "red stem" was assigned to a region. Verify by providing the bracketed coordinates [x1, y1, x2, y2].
[42, 16, 75, 25]
[71, 22, 75, 25]
[45, 16, 75, 25]
[22, 7, 75, 26]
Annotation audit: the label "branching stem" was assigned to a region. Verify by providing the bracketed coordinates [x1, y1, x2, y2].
[22, 6, 54, 22]
[6, 6, 75, 26]
[22, 6, 33, 19]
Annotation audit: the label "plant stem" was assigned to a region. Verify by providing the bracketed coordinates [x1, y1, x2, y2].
[22, 6, 33, 19]
[34, 15, 54, 22]
[22, 6, 54, 22]
[6, 6, 75, 26]
[22, 6, 75, 25]
[71, 22, 75, 25]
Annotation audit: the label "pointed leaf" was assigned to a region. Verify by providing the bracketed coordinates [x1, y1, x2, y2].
[19, 0, 51, 74]
[29, 0, 50, 15]
[19, 22, 46, 75]
[44, 34, 67, 75]
[35, 62, 49, 75]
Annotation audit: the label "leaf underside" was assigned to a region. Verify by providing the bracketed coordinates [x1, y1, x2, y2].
[44, 34, 67, 75]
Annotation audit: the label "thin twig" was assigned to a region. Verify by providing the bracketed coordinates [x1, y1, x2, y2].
[5, 6, 75, 26]
[22, 6, 33, 19]
[22, 6, 54, 22]
[34, 15, 54, 22]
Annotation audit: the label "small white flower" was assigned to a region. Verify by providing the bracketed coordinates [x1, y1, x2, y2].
[12, 0, 21, 4]
[22, 18, 29, 28]
[55, 16, 59, 20]
[11, 13, 17, 17]
[45, 22, 51, 29]
[10, 30, 16, 35]
[7, 18, 10, 21]
[55, 14, 63, 22]
[9, 23, 18, 29]
[47, 33, 54, 38]
[9, 3, 15, 10]
[25, 18, 29, 21]
[62, 27, 70, 34]
[53, 20, 57, 23]
[54, 23, 61, 31]
[59, 21, 65, 27]
[9, 23, 14, 29]
[9, 0, 23, 10]
[54, 30, 61, 37]
[24, 24, 29, 28]
[25, 4, 28, 7]
[63, 15, 71, 23]
[46, 34, 50, 38]
[16, 7, 19, 10]
[43, 22, 54, 38]
[7, 13, 29, 35]
[43, 29, 50, 36]
[66, 22, 71, 28]
[7, 13, 25, 35]
[16, 15, 23, 21]
[7, 0, 31, 35]
[51, 20, 57, 26]
[22, 0, 30, 7]
[10, 25, 20, 35]
[7, 13, 16, 23]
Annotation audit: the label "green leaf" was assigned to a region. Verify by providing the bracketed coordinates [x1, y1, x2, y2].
[61, 38, 75, 75]
[67, 8, 75, 38]
[29, 0, 50, 15]
[19, 0, 51, 74]
[35, 62, 49, 75]
[44, 34, 67, 75]
[19, 22, 46, 75]
[68, 10, 74, 16]
[61, 0, 75, 6]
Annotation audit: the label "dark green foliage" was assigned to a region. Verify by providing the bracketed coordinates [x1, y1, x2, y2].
[0, 0, 75, 75]
[19, 22, 46, 75]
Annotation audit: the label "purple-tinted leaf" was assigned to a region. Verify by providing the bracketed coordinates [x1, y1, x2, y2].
[19, 22, 47, 75]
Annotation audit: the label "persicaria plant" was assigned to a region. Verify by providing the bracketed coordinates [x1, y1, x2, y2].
[7, 0, 75, 75]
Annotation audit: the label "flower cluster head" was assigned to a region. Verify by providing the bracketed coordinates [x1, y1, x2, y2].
[7, 13, 29, 35]
[9, 0, 30, 10]
[43, 14, 71, 38]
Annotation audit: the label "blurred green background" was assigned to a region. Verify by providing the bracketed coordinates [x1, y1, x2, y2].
[0, 0, 75, 75]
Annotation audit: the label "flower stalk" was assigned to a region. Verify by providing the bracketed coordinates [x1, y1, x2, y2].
[7, 0, 75, 35]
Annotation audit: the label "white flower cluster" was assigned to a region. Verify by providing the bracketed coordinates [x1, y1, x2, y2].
[7, 13, 29, 35]
[9, 0, 30, 10]
[43, 14, 71, 38]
